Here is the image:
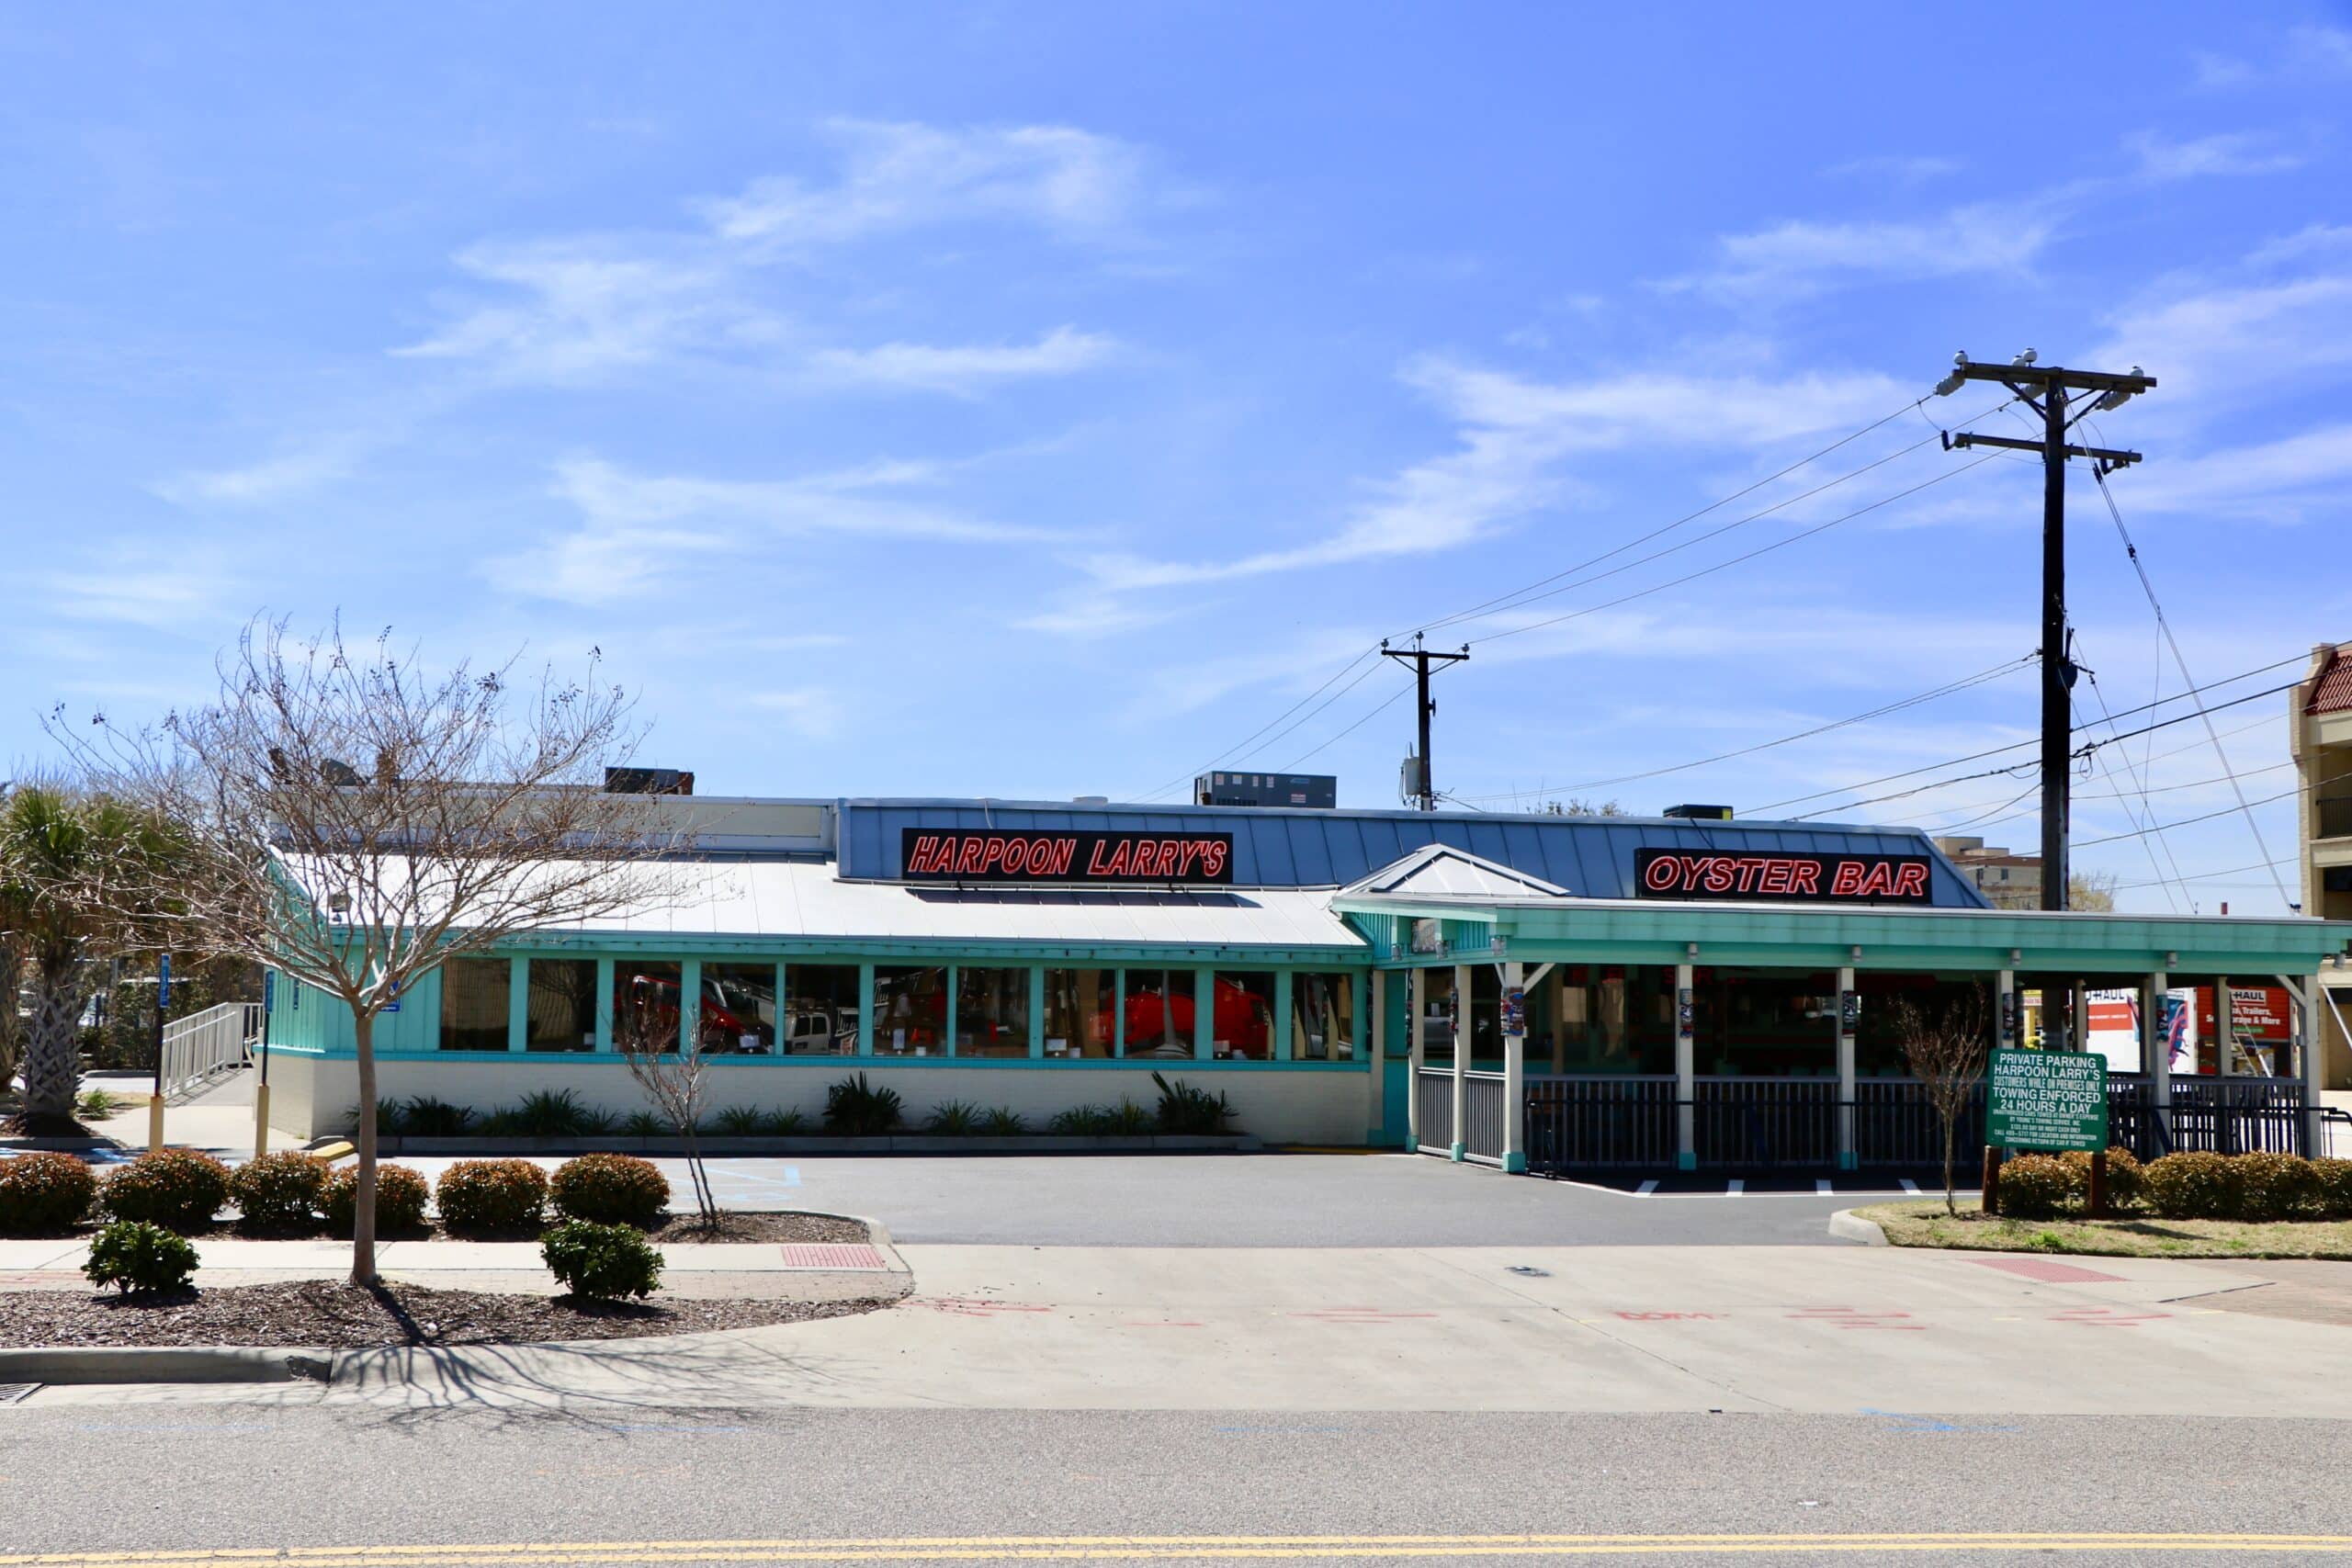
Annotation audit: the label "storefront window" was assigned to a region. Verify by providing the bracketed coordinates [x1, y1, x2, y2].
[956, 966, 1030, 1057]
[1044, 969, 1114, 1057]
[1697, 968, 1836, 1077]
[784, 964, 858, 1055]
[439, 958, 510, 1052]
[1121, 968, 1196, 1058]
[616, 961, 684, 1054]
[1211, 972, 1276, 1060]
[1292, 973, 1357, 1061]
[874, 965, 947, 1056]
[702, 963, 778, 1054]
[1418, 971, 1455, 1066]
[525, 959, 597, 1054]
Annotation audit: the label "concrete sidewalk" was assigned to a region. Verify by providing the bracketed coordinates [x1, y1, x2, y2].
[28, 1242, 2346, 1418]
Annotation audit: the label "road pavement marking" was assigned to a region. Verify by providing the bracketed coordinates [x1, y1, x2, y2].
[1814, 1179, 1831, 1195]
[1900, 1179, 1922, 1194]
[16, 1533, 2352, 1563]
[1634, 1180, 1657, 1196]
[1725, 1179, 1744, 1196]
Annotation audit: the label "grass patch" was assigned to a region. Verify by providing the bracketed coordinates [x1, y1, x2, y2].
[1855, 1201, 2352, 1260]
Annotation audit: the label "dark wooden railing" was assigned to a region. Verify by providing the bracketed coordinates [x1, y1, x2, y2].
[1524, 1076, 1677, 1171]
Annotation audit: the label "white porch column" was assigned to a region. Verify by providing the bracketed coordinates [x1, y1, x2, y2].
[1835, 964, 1858, 1171]
[1369, 970, 1387, 1145]
[1451, 963, 1470, 1162]
[2215, 976, 2233, 1078]
[1408, 967, 1427, 1149]
[2283, 974, 2324, 1156]
[1996, 969, 2016, 1050]
[2144, 971, 2171, 1149]
[1674, 961, 1696, 1172]
[1501, 961, 1526, 1174]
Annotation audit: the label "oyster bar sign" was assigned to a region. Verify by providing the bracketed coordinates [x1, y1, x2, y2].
[902, 829, 1235, 886]
[1635, 849, 1934, 905]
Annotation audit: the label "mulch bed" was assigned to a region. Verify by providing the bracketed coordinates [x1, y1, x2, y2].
[8, 1211, 871, 1246]
[0, 1280, 899, 1348]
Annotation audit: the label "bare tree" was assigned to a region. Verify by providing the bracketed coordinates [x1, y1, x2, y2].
[58, 618, 684, 1284]
[1889, 988, 1993, 1216]
[614, 981, 719, 1231]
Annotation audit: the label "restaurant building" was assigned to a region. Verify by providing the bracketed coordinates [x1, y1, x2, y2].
[260, 795, 2352, 1169]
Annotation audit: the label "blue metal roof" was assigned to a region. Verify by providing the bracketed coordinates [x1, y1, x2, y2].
[838, 799, 1993, 908]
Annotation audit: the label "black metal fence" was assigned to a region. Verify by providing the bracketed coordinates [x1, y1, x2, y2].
[1515, 1071, 2311, 1172]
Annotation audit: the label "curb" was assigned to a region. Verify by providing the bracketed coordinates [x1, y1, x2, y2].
[1827, 1208, 1889, 1247]
[0, 1345, 325, 1385]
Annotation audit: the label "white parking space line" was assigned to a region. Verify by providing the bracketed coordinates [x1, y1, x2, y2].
[1726, 1179, 1745, 1196]
[1635, 1179, 1658, 1196]
[1815, 1179, 1833, 1194]
[1901, 1179, 1922, 1194]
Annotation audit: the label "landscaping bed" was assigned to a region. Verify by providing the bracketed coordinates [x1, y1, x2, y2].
[0, 1279, 899, 1348]
[13, 1210, 872, 1247]
[1855, 1201, 2352, 1260]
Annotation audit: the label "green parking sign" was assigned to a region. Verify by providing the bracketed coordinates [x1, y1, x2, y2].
[1986, 1047, 2109, 1153]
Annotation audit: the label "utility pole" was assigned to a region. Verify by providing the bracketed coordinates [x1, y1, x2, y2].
[1382, 634, 1469, 811]
[1935, 351, 2154, 912]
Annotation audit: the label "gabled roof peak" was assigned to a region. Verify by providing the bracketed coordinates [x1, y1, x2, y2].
[1340, 842, 1571, 901]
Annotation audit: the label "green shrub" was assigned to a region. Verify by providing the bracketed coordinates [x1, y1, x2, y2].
[484, 1088, 594, 1139]
[2143, 1151, 2235, 1219]
[1995, 1153, 2080, 1219]
[74, 1088, 124, 1121]
[0, 1151, 98, 1235]
[100, 1149, 232, 1233]
[714, 1106, 767, 1136]
[550, 1154, 670, 1228]
[2057, 1146, 2143, 1210]
[435, 1158, 549, 1235]
[760, 1108, 808, 1135]
[923, 1100, 985, 1136]
[2230, 1152, 2322, 1221]
[322, 1164, 431, 1236]
[85, 1220, 198, 1295]
[979, 1106, 1027, 1137]
[393, 1096, 474, 1136]
[1151, 1073, 1237, 1135]
[2312, 1157, 2352, 1220]
[823, 1073, 903, 1136]
[229, 1152, 329, 1235]
[1047, 1100, 1156, 1137]
[622, 1111, 666, 1138]
[542, 1219, 664, 1301]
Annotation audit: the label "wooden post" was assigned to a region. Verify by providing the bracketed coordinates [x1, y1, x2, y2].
[1981, 1145, 2002, 1214]
[2087, 1149, 2109, 1217]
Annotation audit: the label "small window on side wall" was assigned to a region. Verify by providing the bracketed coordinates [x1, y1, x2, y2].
[439, 958, 511, 1052]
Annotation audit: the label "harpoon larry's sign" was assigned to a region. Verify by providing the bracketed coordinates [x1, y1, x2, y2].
[1634, 848, 1934, 905]
[901, 829, 1235, 886]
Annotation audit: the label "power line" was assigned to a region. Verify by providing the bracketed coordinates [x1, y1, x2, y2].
[1453, 653, 2035, 804]
[1132, 645, 1384, 802]
[1281, 676, 1420, 773]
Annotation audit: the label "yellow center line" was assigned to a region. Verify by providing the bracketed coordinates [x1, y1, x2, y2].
[8, 1536, 2352, 1565]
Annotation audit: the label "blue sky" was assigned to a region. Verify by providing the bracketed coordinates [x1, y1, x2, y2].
[5, 4, 2351, 915]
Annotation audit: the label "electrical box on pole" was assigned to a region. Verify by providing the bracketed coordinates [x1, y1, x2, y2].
[1381, 635, 1469, 811]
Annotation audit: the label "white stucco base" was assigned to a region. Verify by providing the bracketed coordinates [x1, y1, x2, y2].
[261, 1052, 1375, 1146]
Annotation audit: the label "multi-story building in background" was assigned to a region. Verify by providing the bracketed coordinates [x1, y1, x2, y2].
[1931, 837, 2043, 909]
[2291, 642, 2352, 1089]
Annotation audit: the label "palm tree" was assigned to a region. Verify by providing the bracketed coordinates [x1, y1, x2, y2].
[0, 784, 175, 1130]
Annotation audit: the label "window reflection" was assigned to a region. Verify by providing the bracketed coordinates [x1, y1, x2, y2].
[1211, 972, 1275, 1060]
[700, 964, 778, 1054]
[784, 964, 859, 1055]
[875, 965, 946, 1055]
[1120, 969, 1196, 1058]
[616, 962, 684, 1055]
[439, 959, 510, 1053]
[1292, 973, 1357, 1061]
[956, 967, 1030, 1057]
[525, 959, 597, 1054]
[1044, 969, 1114, 1057]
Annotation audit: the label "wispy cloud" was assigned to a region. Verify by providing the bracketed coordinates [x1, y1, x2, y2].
[489, 456, 1065, 606]
[808, 325, 1121, 394]
[1664, 197, 2061, 301]
[2118, 423, 2352, 521]
[1824, 153, 1962, 185]
[699, 119, 1151, 247]
[41, 547, 242, 630]
[1065, 359, 1910, 597]
[153, 445, 356, 505]
[2125, 129, 2303, 180]
[745, 688, 843, 739]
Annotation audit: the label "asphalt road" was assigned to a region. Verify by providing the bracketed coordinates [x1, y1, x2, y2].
[385, 1153, 1900, 1246]
[4, 1404, 2346, 1565]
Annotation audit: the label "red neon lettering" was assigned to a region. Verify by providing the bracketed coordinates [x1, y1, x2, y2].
[1831, 862, 1865, 897]
[1703, 857, 1735, 893]
[951, 838, 979, 874]
[1051, 838, 1076, 876]
[1102, 840, 1132, 876]
[1894, 863, 1927, 899]
[1087, 840, 1114, 875]
[1758, 860, 1792, 895]
[1202, 840, 1228, 878]
[1148, 840, 1175, 877]
[1644, 855, 1682, 892]
[1791, 862, 1822, 895]
[908, 835, 935, 874]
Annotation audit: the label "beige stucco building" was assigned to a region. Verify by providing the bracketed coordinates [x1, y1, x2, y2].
[2290, 642, 2352, 1088]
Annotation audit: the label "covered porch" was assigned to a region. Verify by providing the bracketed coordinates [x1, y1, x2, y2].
[1342, 886, 2352, 1174]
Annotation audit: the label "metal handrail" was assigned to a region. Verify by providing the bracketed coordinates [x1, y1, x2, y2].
[157, 1001, 261, 1100]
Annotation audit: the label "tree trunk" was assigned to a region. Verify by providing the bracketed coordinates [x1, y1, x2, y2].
[679, 1125, 717, 1229]
[0, 934, 28, 1100]
[1940, 1114, 1959, 1218]
[20, 943, 87, 1127]
[351, 1009, 379, 1287]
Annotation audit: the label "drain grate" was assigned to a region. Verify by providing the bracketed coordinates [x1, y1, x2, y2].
[0, 1384, 39, 1406]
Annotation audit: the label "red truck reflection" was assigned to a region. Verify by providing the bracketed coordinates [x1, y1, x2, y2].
[621, 973, 772, 1053]
[1101, 976, 1272, 1057]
